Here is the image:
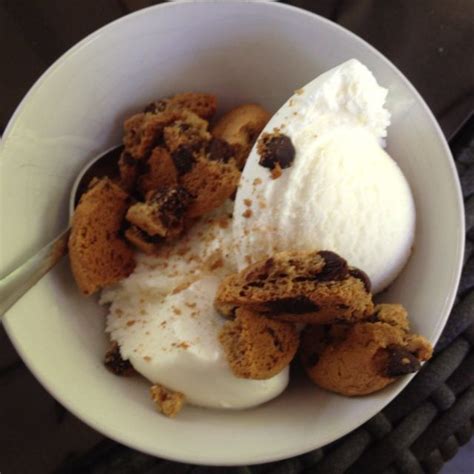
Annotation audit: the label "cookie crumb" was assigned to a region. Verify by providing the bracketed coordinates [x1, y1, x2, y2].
[271, 163, 282, 179]
[150, 384, 185, 417]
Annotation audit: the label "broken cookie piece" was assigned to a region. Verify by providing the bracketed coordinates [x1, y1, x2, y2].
[219, 307, 299, 380]
[126, 186, 193, 240]
[299, 304, 432, 396]
[68, 177, 135, 295]
[150, 384, 186, 418]
[215, 250, 374, 324]
[181, 156, 241, 218]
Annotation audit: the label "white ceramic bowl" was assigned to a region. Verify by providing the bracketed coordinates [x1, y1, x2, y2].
[0, 1, 464, 466]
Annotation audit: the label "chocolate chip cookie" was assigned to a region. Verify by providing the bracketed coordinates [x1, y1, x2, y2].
[215, 250, 374, 324]
[300, 304, 433, 395]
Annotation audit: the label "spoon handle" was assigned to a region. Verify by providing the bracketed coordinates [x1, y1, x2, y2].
[0, 229, 70, 317]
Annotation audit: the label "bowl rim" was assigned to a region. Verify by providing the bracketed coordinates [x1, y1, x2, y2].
[1, 0, 465, 466]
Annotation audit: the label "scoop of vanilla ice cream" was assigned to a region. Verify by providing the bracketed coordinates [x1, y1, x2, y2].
[101, 203, 288, 409]
[234, 59, 415, 293]
[105, 275, 288, 408]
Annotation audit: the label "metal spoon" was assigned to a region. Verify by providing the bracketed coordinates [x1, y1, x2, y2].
[0, 145, 123, 316]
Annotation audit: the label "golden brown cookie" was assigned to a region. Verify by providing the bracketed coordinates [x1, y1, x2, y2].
[68, 178, 135, 295]
[212, 104, 270, 168]
[300, 304, 433, 396]
[215, 251, 374, 324]
[137, 147, 178, 197]
[145, 92, 217, 120]
[150, 384, 186, 418]
[126, 186, 193, 239]
[219, 307, 299, 379]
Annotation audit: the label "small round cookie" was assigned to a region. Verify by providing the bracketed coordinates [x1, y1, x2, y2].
[300, 304, 433, 396]
[219, 307, 299, 379]
[215, 250, 374, 324]
[212, 104, 270, 169]
[69, 177, 135, 295]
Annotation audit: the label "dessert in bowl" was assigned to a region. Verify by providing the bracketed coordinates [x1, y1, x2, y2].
[0, 1, 464, 465]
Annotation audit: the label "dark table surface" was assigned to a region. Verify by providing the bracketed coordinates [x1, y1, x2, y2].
[1, 1, 473, 473]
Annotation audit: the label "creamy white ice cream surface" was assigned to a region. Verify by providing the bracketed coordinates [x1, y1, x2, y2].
[101, 203, 289, 408]
[233, 59, 415, 293]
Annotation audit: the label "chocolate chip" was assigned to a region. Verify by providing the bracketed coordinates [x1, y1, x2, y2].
[384, 345, 421, 377]
[317, 251, 349, 281]
[207, 138, 235, 163]
[245, 258, 274, 282]
[129, 226, 163, 244]
[349, 268, 372, 292]
[104, 342, 134, 376]
[179, 122, 191, 132]
[263, 258, 274, 270]
[151, 186, 193, 228]
[267, 296, 320, 314]
[265, 326, 284, 352]
[258, 133, 295, 171]
[171, 146, 196, 175]
[307, 352, 320, 367]
[120, 151, 136, 166]
[144, 99, 168, 114]
[366, 313, 380, 323]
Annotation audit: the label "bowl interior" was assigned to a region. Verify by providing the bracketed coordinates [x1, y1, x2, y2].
[0, 1, 464, 465]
